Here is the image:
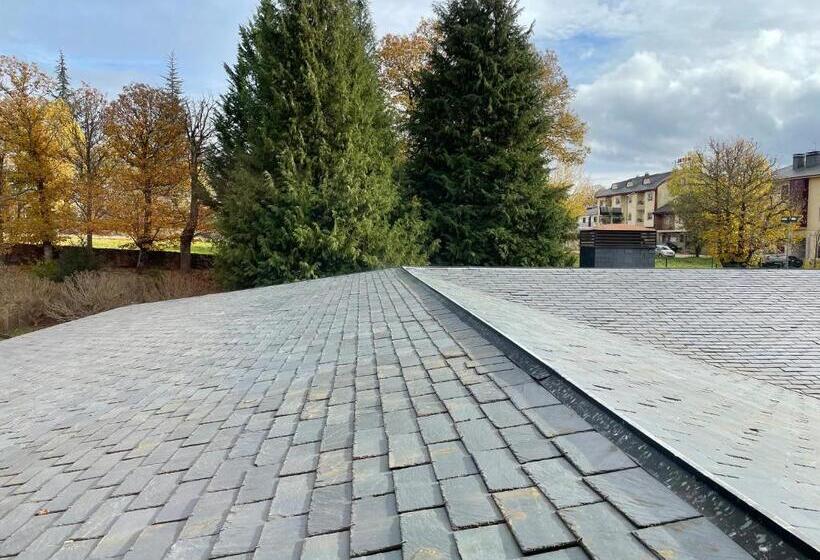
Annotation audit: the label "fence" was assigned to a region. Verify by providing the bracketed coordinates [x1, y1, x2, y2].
[2, 244, 214, 270]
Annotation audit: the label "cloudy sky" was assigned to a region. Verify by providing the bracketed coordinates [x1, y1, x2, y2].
[2, 0, 819, 186]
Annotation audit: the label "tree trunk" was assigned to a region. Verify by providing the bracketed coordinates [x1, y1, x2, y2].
[180, 191, 200, 273]
[37, 179, 54, 261]
[137, 187, 153, 270]
[0, 153, 5, 246]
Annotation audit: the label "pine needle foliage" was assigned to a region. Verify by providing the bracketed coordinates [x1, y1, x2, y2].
[407, 0, 574, 266]
[212, 0, 428, 288]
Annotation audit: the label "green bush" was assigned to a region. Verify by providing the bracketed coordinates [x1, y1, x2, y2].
[30, 250, 99, 282]
[30, 260, 62, 282]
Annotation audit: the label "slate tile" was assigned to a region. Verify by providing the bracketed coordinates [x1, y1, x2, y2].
[585, 468, 700, 528]
[155, 479, 209, 523]
[523, 406, 592, 438]
[320, 419, 354, 452]
[388, 432, 429, 469]
[260, 437, 291, 467]
[128, 472, 182, 510]
[237, 464, 280, 505]
[179, 488, 236, 539]
[111, 463, 161, 497]
[481, 400, 528, 429]
[488, 368, 532, 387]
[229, 431, 267, 459]
[418, 414, 458, 445]
[210, 500, 270, 558]
[383, 409, 419, 436]
[456, 418, 506, 453]
[400, 507, 459, 559]
[500, 424, 561, 464]
[270, 473, 315, 517]
[433, 380, 469, 400]
[443, 396, 484, 422]
[453, 523, 522, 560]
[468, 381, 508, 404]
[523, 458, 600, 510]
[15, 524, 76, 560]
[72, 496, 134, 539]
[353, 456, 393, 499]
[552, 432, 636, 475]
[559, 502, 655, 560]
[47, 539, 98, 560]
[350, 494, 401, 556]
[254, 515, 306, 560]
[316, 448, 353, 487]
[412, 393, 447, 416]
[301, 530, 350, 559]
[381, 391, 413, 413]
[634, 517, 754, 560]
[494, 487, 577, 553]
[208, 457, 253, 492]
[122, 519, 182, 560]
[280, 443, 321, 476]
[353, 427, 388, 459]
[503, 383, 560, 409]
[55, 486, 114, 526]
[293, 418, 326, 445]
[429, 441, 478, 480]
[164, 536, 214, 560]
[0, 514, 56, 558]
[88, 507, 157, 558]
[472, 448, 531, 492]
[308, 482, 352, 536]
[439, 475, 501, 529]
[267, 415, 299, 439]
[183, 449, 227, 482]
[393, 464, 443, 513]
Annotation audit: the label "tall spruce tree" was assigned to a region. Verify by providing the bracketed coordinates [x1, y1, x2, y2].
[408, 0, 574, 266]
[55, 50, 72, 102]
[213, 0, 427, 288]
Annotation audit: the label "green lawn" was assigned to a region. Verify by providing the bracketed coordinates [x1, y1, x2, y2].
[58, 236, 215, 255]
[655, 256, 719, 269]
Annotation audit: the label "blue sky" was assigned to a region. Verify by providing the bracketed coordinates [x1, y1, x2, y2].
[3, 0, 819, 186]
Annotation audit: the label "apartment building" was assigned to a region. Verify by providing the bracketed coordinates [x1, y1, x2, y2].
[775, 151, 820, 261]
[591, 171, 689, 251]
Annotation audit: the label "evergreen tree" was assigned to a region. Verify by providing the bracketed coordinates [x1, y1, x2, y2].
[163, 52, 183, 101]
[407, 0, 574, 267]
[55, 50, 72, 103]
[213, 0, 427, 288]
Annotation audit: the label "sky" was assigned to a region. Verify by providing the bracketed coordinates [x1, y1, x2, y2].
[2, 0, 820, 187]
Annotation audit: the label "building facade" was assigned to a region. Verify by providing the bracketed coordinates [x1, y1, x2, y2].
[775, 151, 820, 262]
[589, 171, 689, 251]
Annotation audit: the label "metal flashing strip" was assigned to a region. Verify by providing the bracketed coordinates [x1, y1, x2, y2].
[402, 267, 817, 560]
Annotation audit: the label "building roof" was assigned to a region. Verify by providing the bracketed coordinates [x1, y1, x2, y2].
[774, 164, 820, 181]
[595, 171, 672, 199]
[653, 202, 675, 215]
[0, 268, 815, 559]
[591, 224, 654, 231]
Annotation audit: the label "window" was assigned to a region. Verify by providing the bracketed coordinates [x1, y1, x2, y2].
[648, 193, 654, 201]
[615, 197, 621, 205]
[627, 181, 634, 187]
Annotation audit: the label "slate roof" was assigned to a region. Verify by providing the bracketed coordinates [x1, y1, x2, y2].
[775, 164, 820, 181]
[0, 269, 812, 559]
[595, 171, 672, 199]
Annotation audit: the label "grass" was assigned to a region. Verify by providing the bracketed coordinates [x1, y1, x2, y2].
[655, 256, 719, 269]
[58, 235, 216, 255]
[0, 265, 219, 338]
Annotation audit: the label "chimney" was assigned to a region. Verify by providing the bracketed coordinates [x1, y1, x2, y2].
[794, 153, 805, 170]
[806, 151, 820, 168]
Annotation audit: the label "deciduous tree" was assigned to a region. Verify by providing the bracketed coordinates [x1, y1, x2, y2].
[669, 139, 789, 267]
[213, 0, 428, 288]
[105, 83, 187, 267]
[65, 85, 111, 252]
[0, 56, 74, 260]
[407, 0, 575, 266]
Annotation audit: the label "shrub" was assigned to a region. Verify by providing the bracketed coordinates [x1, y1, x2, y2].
[1, 265, 218, 336]
[30, 260, 62, 282]
[30, 250, 99, 282]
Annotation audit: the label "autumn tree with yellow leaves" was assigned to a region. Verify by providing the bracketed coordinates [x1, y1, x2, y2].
[0, 56, 75, 259]
[65, 85, 113, 253]
[670, 138, 790, 267]
[105, 83, 187, 266]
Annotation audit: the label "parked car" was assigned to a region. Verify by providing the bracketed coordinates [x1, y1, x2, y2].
[762, 254, 803, 269]
[666, 242, 680, 253]
[655, 245, 676, 258]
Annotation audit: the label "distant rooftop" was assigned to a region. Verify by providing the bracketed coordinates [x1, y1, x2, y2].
[596, 171, 673, 198]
